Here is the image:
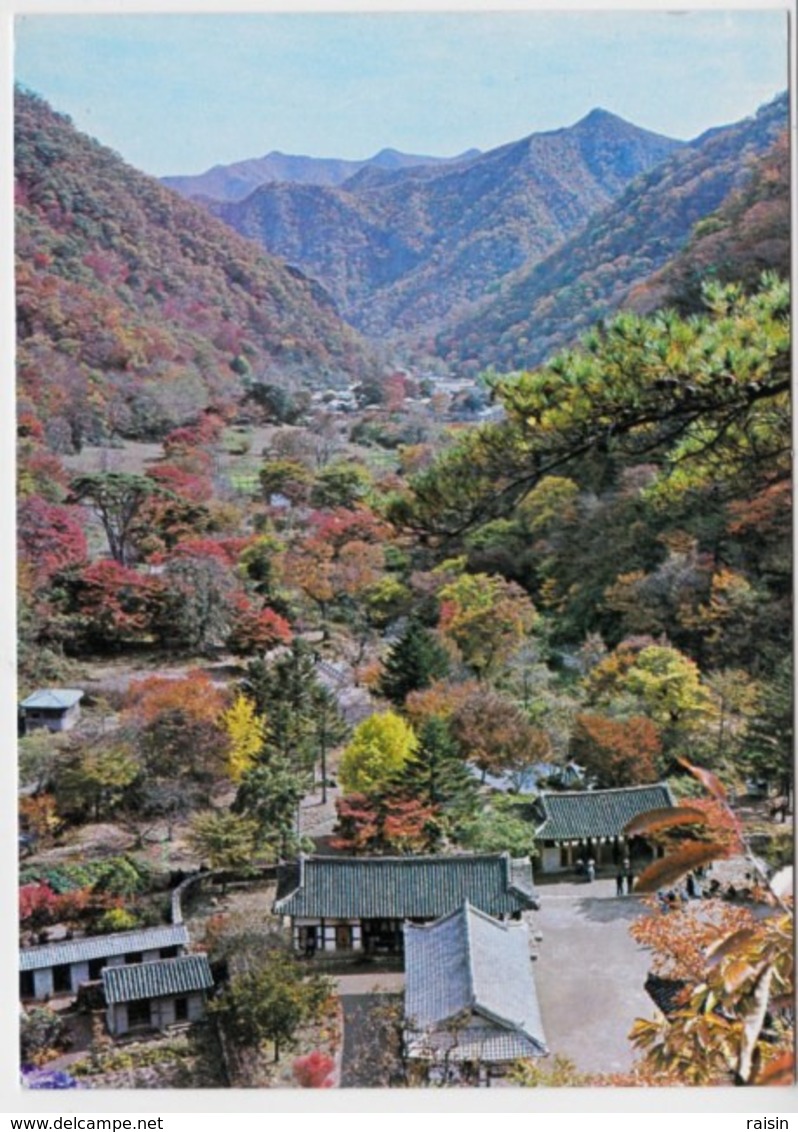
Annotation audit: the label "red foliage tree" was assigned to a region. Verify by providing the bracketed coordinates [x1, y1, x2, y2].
[291, 1051, 335, 1088]
[146, 463, 214, 504]
[67, 559, 164, 648]
[17, 496, 88, 588]
[19, 883, 59, 929]
[227, 594, 293, 656]
[332, 790, 441, 854]
[569, 713, 662, 787]
[123, 670, 229, 783]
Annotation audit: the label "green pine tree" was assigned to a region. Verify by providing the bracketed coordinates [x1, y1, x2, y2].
[244, 640, 346, 798]
[397, 716, 479, 835]
[379, 620, 450, 707]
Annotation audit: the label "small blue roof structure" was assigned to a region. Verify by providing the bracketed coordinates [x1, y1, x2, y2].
[404, 902, 548, 1064]
[20, 689, 84, 710]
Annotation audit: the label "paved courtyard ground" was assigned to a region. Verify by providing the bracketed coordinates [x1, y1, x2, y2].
[529, 876, 655, 1076]
[334, 876, 656, 1085]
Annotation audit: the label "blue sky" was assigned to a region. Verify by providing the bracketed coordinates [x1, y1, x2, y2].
[12, 8, 791, 178]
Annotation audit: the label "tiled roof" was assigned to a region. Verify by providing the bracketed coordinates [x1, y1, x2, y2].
[404, 902, 547, 1062]
[273, 853, 539, 920]
[535, 783, 674, 841]
[102, 954, 213, 1004]
[20, 689, 84, 710]
[408, 1025, 546, 1064]
[20, 925, 189, 971]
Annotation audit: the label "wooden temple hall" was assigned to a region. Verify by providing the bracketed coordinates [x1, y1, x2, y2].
[533, 783, 675, 873]
[273, 853, 539, 956]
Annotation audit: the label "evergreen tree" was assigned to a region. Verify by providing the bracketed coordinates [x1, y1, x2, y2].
[397, 716, 479, 834]
[244, 640, 346, 797]
[378, 620, 450, 707]
[232, 757, 309, 861]
[739, 657, 793, 798]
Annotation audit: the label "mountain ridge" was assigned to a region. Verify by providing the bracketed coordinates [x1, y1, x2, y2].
[434, 91, 789, 373]
[14, 87, 378, 446]
[162, 146, 483, 201]
[203, 109, 683, 337]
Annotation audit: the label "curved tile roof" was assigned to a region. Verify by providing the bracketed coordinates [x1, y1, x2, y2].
[535, 783, 674, 841]
[404, 902, 547, 1062]
[274, 853, 538, 920]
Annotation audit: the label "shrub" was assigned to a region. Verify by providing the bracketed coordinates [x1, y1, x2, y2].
[94, 907, 140, 934]
[292, 1050, 335, 1088]
[20, 1007, 67, 1065]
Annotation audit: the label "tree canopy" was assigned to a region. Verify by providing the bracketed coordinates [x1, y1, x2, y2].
[390, 277, 790, 541]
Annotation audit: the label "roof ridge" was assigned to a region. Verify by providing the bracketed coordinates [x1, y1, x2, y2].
[462, 901, 476, 1009]
[301, 852, 508, 864]
[20, 923, 187, 958]
[109, 952, 206, 970]
[540, 782, 670, 799]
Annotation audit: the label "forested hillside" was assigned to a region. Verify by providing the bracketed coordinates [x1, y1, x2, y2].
[207, 109, 681, 337]
[16, 78, 793, 1090]
[15, 88, 378, 449]
[626, 130, 791, 315]
[436, 92, 788, 374]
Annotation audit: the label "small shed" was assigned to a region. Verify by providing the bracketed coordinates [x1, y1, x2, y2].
[274, 853, 539, 956]
[19, 689, 84, 734]
[404, 901, 548, 1083]
[20, 924, 189, 1001]
[102, 954, 214, 1036]
[534, 783, 675, 873]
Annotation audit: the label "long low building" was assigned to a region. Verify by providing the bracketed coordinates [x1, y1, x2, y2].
[404, 901, 548, 1084]
[274, 853, 539, 955]
[534, 782, 675, 873]
[20, 924, 190, 1001]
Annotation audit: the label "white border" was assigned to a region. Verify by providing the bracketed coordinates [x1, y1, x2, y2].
[2, 0, 796, 1116]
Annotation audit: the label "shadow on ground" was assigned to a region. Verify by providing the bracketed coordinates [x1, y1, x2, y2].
[340, 993, 404, 1088]
[573, 896, 655, 924]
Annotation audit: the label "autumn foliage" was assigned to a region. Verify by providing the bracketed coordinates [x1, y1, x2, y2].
[570, 713, 661, 787]
[292, 1051, 335, 1088]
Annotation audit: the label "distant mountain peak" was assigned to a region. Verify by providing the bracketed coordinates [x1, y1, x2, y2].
[577, 106, 622, 125]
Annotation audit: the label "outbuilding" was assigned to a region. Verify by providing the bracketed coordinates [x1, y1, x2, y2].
[19, 924, 190, 1001]
[534, 782, 675, 873]
[102, 954, 214, 1036]
[19, 689, 84, 734]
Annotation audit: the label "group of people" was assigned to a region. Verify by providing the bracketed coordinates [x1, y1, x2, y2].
[576, 856, 635, 891]
[656, 870, 704, 911]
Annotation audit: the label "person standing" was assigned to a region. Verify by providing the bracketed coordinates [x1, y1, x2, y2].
[623, 856, 634, 895]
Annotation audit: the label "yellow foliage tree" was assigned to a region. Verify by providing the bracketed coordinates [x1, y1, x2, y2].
[223, 694, 267, 784]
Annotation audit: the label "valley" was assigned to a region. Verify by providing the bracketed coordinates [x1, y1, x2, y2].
[15, 79, 793, 1093]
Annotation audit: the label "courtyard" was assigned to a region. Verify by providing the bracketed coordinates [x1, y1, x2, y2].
[334, 875, 657, 1086]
